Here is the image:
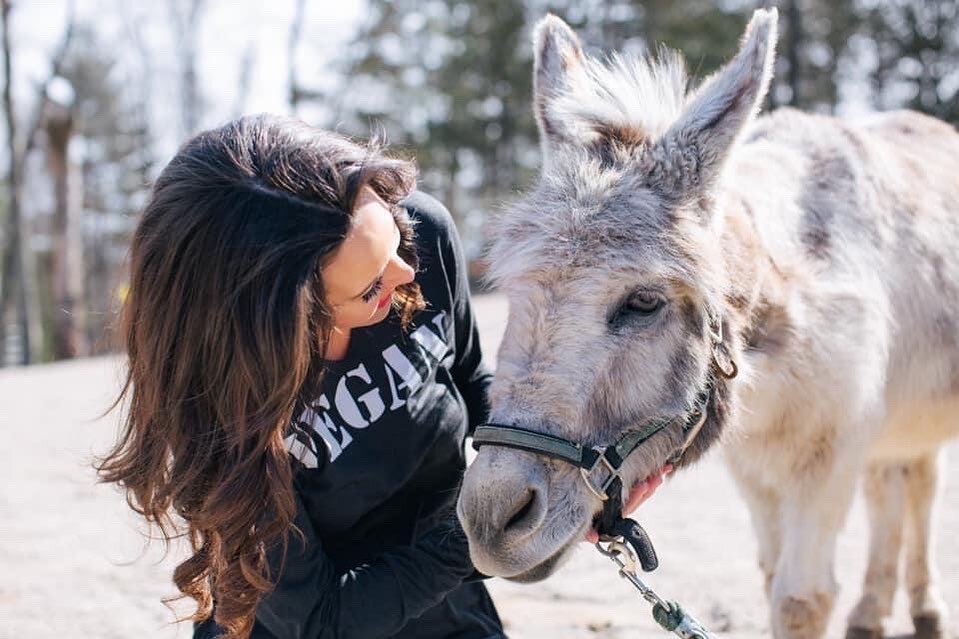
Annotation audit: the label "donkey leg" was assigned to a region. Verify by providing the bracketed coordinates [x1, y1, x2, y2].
[846, 461, 907, 639]
[726, 455, 782, 598]
[904, 450, 949, 639]
[771, 449, 862, 639]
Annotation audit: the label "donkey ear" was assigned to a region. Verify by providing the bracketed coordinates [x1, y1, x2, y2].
[657, 8, 778, 191]
[532, 15, 589, 154]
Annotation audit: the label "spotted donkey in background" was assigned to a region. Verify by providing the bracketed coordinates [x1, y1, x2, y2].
[456, 8, 959, 639]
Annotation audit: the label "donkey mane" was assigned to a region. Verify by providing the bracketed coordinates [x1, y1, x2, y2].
[546, 47, 689, 146]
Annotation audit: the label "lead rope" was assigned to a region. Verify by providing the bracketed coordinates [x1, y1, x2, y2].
[595, 519, 720, 638]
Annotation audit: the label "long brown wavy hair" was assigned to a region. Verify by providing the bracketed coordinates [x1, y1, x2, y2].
[96, 114, 424, 638]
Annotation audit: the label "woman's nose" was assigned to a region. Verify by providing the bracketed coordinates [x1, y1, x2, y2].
[389, 256, 415, 287]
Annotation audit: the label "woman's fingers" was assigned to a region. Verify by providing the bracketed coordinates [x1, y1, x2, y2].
[624, 464, 673, 515]
[623, 475, 658, 514]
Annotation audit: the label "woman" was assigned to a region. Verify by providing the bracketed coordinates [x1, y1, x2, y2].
[97, 114, 503, 638]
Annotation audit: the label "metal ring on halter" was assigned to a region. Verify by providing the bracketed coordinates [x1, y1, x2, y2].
[711, 343, 738, 379]
[579, 448, 619, 501]
[707, 311, 739, 380]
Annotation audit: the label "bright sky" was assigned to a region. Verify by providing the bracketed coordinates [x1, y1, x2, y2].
[12, 0, 365, 164]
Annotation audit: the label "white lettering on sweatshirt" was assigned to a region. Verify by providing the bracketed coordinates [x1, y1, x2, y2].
[286, 311, 451, 468]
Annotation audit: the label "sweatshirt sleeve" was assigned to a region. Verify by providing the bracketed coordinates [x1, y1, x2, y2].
[434, 201, 494, 434]
[252, 491, 476, 639]
[401, 192, 493, 434]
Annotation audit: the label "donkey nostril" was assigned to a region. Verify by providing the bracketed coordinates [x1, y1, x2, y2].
[503, 490, 537, 533]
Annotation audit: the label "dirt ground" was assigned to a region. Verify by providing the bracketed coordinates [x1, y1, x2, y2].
[1, 292, 955, 638]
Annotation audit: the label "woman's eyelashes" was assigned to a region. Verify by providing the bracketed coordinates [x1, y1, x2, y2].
[361, 278, 384, 303]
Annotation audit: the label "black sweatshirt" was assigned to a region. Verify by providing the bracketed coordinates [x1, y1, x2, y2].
[194, 192, 504, 639]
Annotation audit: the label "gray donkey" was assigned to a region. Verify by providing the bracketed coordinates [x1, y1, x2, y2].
[456, 8, 959, 639]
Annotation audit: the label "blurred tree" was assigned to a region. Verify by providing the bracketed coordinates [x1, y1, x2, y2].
[233, 42, 256, 120]
[320, 0, 957, 210]
[863, 0, 958, 123]
[54, 24, 155, 356]
[0, 0, 31, 366]
[525, 0, 750, 73]
[167, 0, 206, 138]
[42, 83, 86, 360]
[288, 0, 324, 114]
[424, 1, 538, 227]
[310, 0, 539, 255]
[319, 0, 756, 256]
[0, 0, 75, 366]
[769, 0, 858, 111]
[0, 0, 950, 365]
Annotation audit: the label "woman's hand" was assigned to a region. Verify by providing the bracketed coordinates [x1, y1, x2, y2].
[584, 464, 673, 543]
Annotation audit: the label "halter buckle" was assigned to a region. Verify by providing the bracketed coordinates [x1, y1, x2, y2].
[579, 447, 620, 501]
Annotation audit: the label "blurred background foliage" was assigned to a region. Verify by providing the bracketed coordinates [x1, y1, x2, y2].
[0, 0, 956, 366]
[325, 0, 957, 240]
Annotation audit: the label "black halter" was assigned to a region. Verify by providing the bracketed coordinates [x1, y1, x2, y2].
[472, 385, 710, 500]
[474, 384, 708, 516]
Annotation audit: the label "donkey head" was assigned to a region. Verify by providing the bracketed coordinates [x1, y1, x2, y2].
[457, 9, 777, 581]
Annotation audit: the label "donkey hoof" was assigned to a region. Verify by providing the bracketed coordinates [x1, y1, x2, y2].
[776, 595, 831, 638]
[913, 614, 944, 639]
[844, 626, 882, 639]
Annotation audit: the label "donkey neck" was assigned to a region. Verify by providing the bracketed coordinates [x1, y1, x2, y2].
[717, 185, 797, 359]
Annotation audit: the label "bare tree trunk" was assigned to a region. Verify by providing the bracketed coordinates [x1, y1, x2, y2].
[44, 97, 85, 359]
[0, 0, 76, 365]
[168, 0, 206, 137]
[121, 4, 154, 112]
[0, 0, 32, 365]
[286, 0, 325, 114]
[232, 43, 255, 119]
[288, 0, 306, 114]
[182, 0, 203, 135]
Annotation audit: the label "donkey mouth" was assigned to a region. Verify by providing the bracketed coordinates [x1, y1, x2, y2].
[504, 535, 579, 583]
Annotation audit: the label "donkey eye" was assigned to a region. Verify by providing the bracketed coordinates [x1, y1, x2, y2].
[625, 291, 664, 314]
[609, 290, 665, 329]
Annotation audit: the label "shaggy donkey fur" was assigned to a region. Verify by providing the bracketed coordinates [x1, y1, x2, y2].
[457, 8, 959, 639]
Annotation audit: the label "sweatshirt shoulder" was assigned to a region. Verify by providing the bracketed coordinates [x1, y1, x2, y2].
[401, 191, 457, 245]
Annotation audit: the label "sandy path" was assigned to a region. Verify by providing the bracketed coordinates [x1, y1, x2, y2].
[0, 292, 955, 638]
